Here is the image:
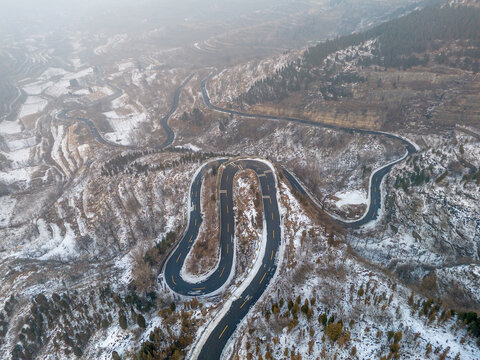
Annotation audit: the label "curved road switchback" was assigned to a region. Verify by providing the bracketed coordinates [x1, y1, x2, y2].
[159, 73, 196, 148]
[201, 73, 418, 229]
[281, 155, 405, 228]
[163, 159, 281, 360]
[59, 72, 195, 150]
[57, 67, 419, 360]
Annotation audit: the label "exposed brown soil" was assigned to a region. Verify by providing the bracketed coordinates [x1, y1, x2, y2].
[233, 169, 263, 277]
[184, 167, 264, 278]
[185, 169, 220, 276]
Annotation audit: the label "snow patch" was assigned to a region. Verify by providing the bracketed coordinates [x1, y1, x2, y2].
[73, 89, 90, 96]
[103, 105, 147, 146]
[178, 143, 200, 152]
[18, 96, 48, 118]
[0, 196, 16, 227]
[118, 61, 134, 71]
[0, 120, 23, 134]
[38, 223, 78, 261]
[334, 189, 367, 207]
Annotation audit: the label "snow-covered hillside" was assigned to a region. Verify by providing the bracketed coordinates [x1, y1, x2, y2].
[223, 177, 480, 360]
[352, 130, 480, 308]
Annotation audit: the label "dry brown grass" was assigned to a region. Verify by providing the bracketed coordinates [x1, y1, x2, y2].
[285, 184, 345, 237]
[185, 169, 220, 276]
[233, 169, 263, 276]
[219, 51, 480, 134]
[131, 247, 156, 294]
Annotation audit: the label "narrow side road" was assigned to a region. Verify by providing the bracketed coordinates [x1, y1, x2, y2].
[59, 72, 194, 150]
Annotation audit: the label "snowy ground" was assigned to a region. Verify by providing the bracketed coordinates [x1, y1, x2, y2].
[223, 175, 480, 360]
[0, 120, 23, 134]
[0, 196, 16, 227]
[18, 96, 48, 118]
[207, 49, 305, 104]
[1, 15, 478, 359]
[333, 190, 367, 207]
[351, 131, 480, 307]
[103, 102, 147, 146]
[21, 66, 94, 100]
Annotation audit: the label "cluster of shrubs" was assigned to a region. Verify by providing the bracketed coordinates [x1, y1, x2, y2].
[394, 169, 430, 191]
[180, 108, 206, 127]
[11, 293, 90, 359]
[394, 161, 431, 192]
[0, 294, 16, 343]
[462, 168, 480, 184]
[458, 312, 480, 346]
[101, 148, 167, 174]
[135, 299, 200, 360]
[101, 149, 232, 177]
[436, 49, 480, 73]
[317, 71, 366, 101]
[383, 330, 403, 359]
[143, 231, 177, 268]
[8, 283, 160, 360]
[238, 62, 311, 105]
[409, 291, 480, 349]
[248, 295, 357, 359]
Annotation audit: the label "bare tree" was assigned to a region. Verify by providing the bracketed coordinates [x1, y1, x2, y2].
[131, 247, 155, 294]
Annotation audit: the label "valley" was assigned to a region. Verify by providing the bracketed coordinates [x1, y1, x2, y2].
[0, 0, 479, 359]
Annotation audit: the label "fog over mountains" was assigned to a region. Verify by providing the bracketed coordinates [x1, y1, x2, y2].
[0, 0, 479, 359]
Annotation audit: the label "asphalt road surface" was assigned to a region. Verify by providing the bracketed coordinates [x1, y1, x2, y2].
[282, 162, 398, 228]
[59, 71, 194, 150]
[201, 73, 418, 229]
[173, 76, 419, 358]
[61, 69, 418, 359]
[163, 159, 281, 360]
[158, 73, 195, 148]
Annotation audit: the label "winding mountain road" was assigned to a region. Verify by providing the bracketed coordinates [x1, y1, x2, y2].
[201, 73, 418, 227]
[281, 156, 406, 228]
[164, 159, 281, 360]
[59, 68, 418, 359]
[59, 72, 194, 150]
[160, 74, 419, 360]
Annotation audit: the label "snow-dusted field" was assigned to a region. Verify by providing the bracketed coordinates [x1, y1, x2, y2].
[94, 34, 127, 55]
[0, 120, 23, 134]
[21, 66, 95, 101]
[103, 105, 147, 145]
[0, 196, 16, 227]
[334, 189, 367, 207]
[18, 96, 48, 118]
